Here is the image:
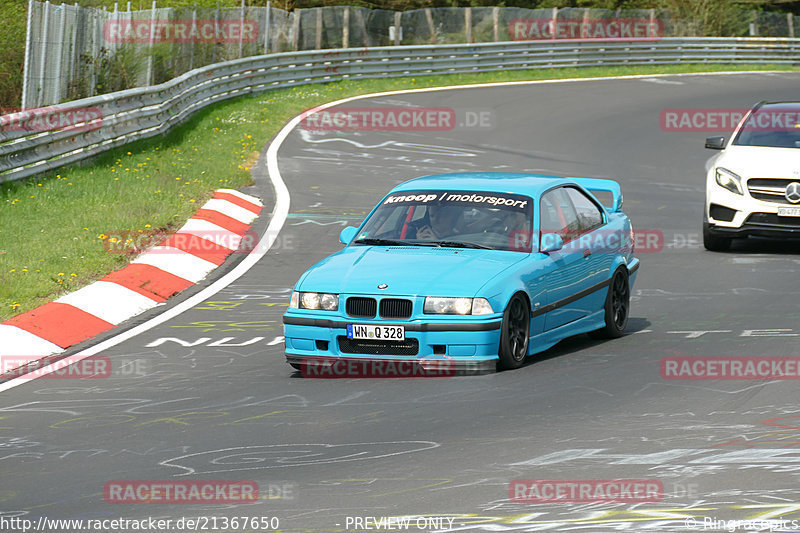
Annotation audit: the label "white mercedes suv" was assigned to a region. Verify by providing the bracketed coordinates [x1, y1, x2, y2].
[703, 101, 800, 251]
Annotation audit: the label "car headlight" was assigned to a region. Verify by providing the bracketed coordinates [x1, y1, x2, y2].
[290, 291, 339, 311]
[424, 297, 494, 315]
[715, 167, 743, 195]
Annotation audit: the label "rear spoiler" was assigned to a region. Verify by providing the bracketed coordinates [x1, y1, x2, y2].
[570, 177, 623, 212]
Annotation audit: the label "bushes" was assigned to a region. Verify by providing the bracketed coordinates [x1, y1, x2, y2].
[0, 1, 27, 109]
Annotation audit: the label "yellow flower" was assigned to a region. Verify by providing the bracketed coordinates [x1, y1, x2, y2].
[58, 272, 64, 276]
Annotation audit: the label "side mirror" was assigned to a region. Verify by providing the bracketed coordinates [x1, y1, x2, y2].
[539, 233, 564, 254]
[705, 136, 726, 150]
[339, 226, 358, 245]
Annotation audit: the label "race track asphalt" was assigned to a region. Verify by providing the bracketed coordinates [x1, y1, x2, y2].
[2, 71, 800, 532]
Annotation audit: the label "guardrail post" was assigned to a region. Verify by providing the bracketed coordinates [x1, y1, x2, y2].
[37, 1, 51, 107]
[264, 1, 271, 54]
[750, 11, 758, 37]
[212, 5, 219, 62]
[788, 13, 794, 38]
[291, 9, 300, 50]
[22, 0, 36, 108]
[492, 6, 499, 42]
[393, 11, 401, 45]
[342, 7, 349, 48]
[146, 0, 156, 86]
[551, 7, 557, 40]
[238, 0, 245, 58]
[582, 8, 590, 39]
[315, 8, 322, 49]
[465, 7, 472, 43]
[53, 2, 67, 104]
[354, 7, 367, 46]
[425, 8, 434, 44]
[649, 8, 656, 38]
[189, 8, 196, 70]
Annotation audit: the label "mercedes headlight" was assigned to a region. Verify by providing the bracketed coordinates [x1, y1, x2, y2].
[715, 167, 743, 195]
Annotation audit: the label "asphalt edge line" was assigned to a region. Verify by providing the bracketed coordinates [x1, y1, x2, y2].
[0, 68, 786, 391]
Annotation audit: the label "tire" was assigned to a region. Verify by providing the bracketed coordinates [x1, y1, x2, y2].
[497, 293, 530, 370]
[703, 221, 732, 252]
[290, 363, 302, 371]
[589, 267, 630, 339]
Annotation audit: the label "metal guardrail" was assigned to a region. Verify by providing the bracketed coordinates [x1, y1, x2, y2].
[2, 37, 799, 184]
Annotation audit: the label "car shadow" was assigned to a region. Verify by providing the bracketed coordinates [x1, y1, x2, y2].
[716, 236, 800, 255]
[517, 316, 652, 369]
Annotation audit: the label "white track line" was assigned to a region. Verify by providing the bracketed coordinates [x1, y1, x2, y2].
[0, 69, 786, 392]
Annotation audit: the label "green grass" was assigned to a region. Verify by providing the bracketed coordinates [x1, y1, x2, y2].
[1, 62, 796, 321]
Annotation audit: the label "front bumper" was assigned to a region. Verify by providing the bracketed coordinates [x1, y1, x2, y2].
[283, 314, 502, 375]
[706, 180, 800, 238]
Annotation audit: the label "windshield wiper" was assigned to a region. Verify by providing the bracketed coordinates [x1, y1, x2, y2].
[353, 238, 436, 247]
[427, 240, 493, 250]
[353, 238, 491, 249]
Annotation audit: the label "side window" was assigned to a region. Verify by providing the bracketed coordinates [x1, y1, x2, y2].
[540, 188, 581, 242]
[565, 187, 604, 232]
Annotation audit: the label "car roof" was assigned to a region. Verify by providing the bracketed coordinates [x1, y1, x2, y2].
[755, 101, 800, 111]
[392, 172, 578, 197]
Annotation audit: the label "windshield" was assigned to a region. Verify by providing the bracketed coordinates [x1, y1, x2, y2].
[354, 189, 533, 252]
[733, 104, 800, 148]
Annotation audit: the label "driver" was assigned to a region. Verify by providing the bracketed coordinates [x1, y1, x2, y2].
[414, 205, 462, 240]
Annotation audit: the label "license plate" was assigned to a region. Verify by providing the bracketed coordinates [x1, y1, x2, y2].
[346, 324, 405, 341]
[778, 207, 800, 217]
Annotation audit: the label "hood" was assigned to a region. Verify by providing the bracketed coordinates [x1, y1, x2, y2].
[296, 245, 526, 296]
[713, 146, 800, 179]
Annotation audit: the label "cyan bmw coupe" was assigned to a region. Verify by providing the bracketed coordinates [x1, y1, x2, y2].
[283, 172, 639, 374]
